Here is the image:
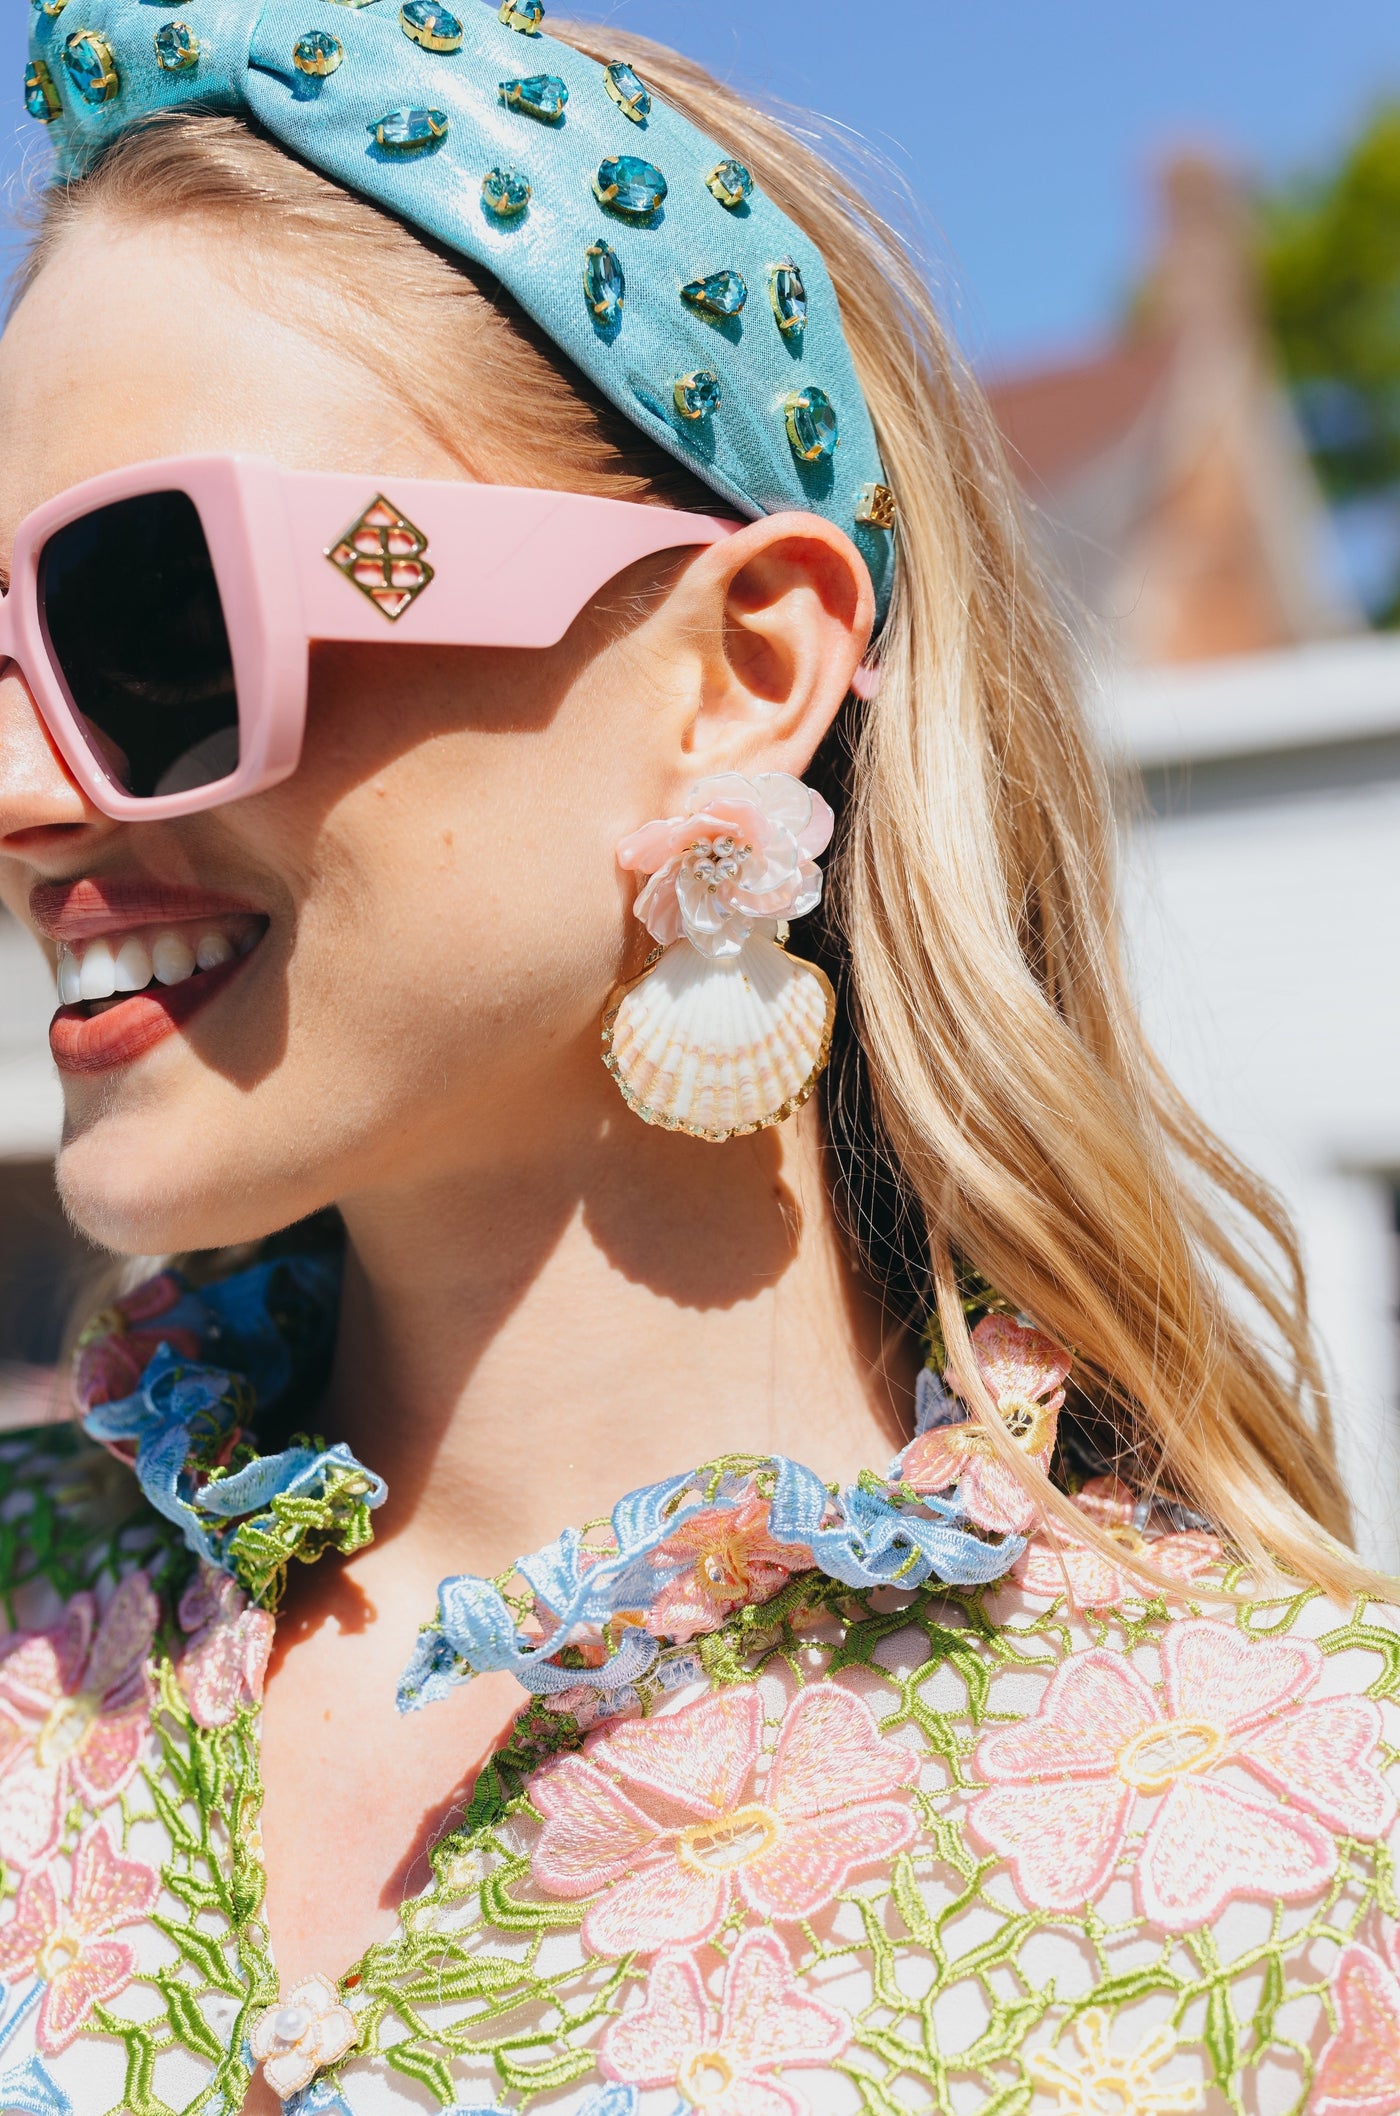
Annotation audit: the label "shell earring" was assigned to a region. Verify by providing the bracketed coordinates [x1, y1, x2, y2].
[602, 771, 837, 1142]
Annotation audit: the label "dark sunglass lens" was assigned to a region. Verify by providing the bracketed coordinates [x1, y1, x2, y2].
[38, 490, 238, 800]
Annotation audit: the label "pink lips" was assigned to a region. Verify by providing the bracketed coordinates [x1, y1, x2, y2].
[33, 875, 265, 1077]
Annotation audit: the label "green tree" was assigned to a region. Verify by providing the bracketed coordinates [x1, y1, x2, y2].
[1261, 103, 1400, 505]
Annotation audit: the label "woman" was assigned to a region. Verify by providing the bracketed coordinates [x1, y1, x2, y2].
[0, 5, 1392, 2111]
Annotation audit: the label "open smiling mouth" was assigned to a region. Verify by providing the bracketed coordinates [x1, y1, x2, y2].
[49, 915, 266, 1074]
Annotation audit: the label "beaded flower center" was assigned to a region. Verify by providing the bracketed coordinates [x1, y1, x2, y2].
[681, 2051, 736, 2105]
[35, 1692, 98, 1768]
[676, 1802, 780, 1874]
[1104, 1522, 1148, 1555]
[696, 1533, 754, 1598]
[685, 835, 751, 889]
[1115, 1717, 1225, 1795]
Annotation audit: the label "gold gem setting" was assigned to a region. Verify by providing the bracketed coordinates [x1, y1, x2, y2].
[326, 496, 435, 620]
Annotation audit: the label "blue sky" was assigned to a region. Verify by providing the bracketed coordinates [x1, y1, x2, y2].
[5, 1, 1400, 373]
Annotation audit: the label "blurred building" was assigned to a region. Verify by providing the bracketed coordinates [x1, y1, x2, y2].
[989, 156, 1400, 1567]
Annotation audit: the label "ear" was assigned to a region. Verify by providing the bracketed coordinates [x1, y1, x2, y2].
[659, 511, 876, 785]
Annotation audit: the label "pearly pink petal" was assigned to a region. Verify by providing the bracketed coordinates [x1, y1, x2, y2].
[239, 1609, 275, 1705]
[898, 1428, 974, 1496]
[1161, 1618, 1320, 1733]
[740, 1803, 914, 1920]
[966, 1777, 1131, 1911]
[581, 1854, 728, 1957]
[0, 1626, 78, 1718]
[617, 819, 688, 875]
[70, 1821, 160, 1935]
[631, 868, 685, 948]
[0, 1868, 59, 1980]
[599, 1948, 712, 2084]
[1313, 1943, 1400, 2113]
[306, 2003, 359, 2068]
[38, 1938, 136, 2054]
[1137, 1775, 1334, 1929]
[530, 1755, 666, 1895]
[719, 1928, 849, 2071]
[969, 1313, 1072, 1404]
[262, 2046, 320, 2098]
[644, 1579, 737, 1645]
[85, 1572, 159, 1698]
[768, 1684, 916, 1820]
[956, 1453, 1039, 1535]
[0, 1765, 65, 1872]
[595, 1686, 762, 1818]
[977, 1648, 1159, 1781]
[1237, 1698, 1397, 1838]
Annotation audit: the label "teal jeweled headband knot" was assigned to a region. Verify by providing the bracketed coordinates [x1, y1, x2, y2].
[27, 0, 895, 616]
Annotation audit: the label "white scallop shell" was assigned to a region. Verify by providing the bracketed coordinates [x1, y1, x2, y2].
[602, 933, 835, 1141]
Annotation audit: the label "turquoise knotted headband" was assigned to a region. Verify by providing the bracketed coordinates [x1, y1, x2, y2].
[25, 0, 896, 616]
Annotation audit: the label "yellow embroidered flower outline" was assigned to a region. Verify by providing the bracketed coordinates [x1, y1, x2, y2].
[1030, 2011, 1202, 2115]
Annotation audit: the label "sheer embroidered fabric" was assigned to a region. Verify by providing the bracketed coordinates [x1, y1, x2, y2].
[0, 1266, 1393, 2113]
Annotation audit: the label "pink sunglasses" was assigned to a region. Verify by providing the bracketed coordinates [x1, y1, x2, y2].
[0, 454, 740, 822]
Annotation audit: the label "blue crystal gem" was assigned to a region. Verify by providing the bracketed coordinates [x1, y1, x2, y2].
[604, 60, 650, 123]
[482, 165, 531, 217]
[706, 159, 753, 210]
[500, 73, 567, 122]
[673, 369, 721, 422]
[293, 30, 343, 74]
[784, 386, 839, 464]
[153, 20, 198, 70]
[681, 270, 747, 318]
[372, 107, 449, 150]
[400, 0, 462, 48]
[499, 0, 543, 29]
[62, 30, 119, 105]
[594, 156, 668, 219]
[583, 241, 625, 325]
[770, 262, 808, 339]
[23, 58, 61, 119]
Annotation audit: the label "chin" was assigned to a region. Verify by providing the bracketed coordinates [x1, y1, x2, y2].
[54, 1104, 315, 1258]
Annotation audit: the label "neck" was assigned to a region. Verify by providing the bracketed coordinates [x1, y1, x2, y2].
[322, 1101, 915, 1586]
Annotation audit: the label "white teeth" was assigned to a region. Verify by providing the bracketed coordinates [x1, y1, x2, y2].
[152, 933, 198, 987]
[195, 931, 235, 972]
[113, 937, 153, 993]
[57, 949, 81, 1006]
[78, 938, 117, 1002]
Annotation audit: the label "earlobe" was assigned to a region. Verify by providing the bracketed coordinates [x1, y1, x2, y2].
[680, 512, 875, 785]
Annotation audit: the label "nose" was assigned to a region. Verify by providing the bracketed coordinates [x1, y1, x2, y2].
[0, 660, 116, 856]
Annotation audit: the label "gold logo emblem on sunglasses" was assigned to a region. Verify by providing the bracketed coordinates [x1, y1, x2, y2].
[326, 495, 435, 620]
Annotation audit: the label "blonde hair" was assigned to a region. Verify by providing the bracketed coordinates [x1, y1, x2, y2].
[24, 23, 1381, 1600]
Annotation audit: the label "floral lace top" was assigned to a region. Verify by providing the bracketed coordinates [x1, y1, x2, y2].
[0, 1249, 1394, 2115]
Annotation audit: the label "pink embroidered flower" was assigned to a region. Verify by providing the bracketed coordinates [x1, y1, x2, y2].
[898, 1314, 1071, 1535]
[0, 1572, 158, 1870]
[646, 1488, 812, 1643]
[600, 1927, 848, 2116]
[0, 1822, 159, 2053]
[73, 1274, 200, 1419]
[177, 1564, 275, 1730]
[531, 1682, 916, 1955]
[967, 1618, 1397, 1930]
[617, 773, 835, 961]
[250, 1973, 358, 2098]
[1011, 1477, 1222, 1609]
[1314, 1927, 1400, 2115]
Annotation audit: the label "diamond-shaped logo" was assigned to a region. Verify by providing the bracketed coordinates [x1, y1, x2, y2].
[326, 495, 435, 620]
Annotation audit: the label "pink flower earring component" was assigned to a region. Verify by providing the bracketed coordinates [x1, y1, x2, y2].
[603, 771, 837, 1141]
